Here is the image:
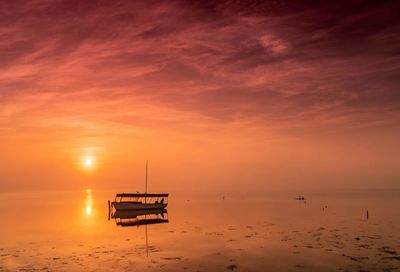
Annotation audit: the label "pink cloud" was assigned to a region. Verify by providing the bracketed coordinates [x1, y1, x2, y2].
[0, 0, 399, 137]
[259, 34, 290, 56]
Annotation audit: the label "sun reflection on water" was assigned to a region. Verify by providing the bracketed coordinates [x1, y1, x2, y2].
[86, 206, 92, 215]
[85, 189, 93, 217]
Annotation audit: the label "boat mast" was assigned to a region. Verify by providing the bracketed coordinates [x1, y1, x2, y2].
[145, 160, 148, 203]
[145, 160, 148, 193]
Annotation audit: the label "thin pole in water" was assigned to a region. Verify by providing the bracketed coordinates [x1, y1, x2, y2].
[145, 223, 149, 257]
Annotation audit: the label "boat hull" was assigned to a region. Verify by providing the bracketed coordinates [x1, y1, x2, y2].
[112, 202, 167, 211]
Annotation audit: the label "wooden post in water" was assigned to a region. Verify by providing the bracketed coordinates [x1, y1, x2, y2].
[107, 200, 111, 221]
[367, 209, 369, 220]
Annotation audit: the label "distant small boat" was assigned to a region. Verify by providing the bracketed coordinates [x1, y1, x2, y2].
[111, 160, 169, 211]
[295, 195, 305, 200]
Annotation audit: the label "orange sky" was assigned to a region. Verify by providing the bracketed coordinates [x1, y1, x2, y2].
[1, 1, 399, 192]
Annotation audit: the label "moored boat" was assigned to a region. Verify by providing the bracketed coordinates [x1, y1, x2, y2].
[110, 160, 169, 211]
[111, 193, 168, 210]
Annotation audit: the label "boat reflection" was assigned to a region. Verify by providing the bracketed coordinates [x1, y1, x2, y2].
[111, 208, 168, 227]
[110, 208, 169, 257]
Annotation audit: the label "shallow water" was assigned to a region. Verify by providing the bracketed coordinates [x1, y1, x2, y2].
[0, 190, 399, 271]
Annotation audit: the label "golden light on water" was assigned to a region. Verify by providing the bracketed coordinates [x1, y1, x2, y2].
[85, 206, 92, 215]
[85, 188, 93, 217]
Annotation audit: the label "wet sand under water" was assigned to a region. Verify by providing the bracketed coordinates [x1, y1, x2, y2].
[0, 190, 399, 271]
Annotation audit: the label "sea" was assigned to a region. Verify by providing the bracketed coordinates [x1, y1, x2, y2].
[0, 189, 399, 271]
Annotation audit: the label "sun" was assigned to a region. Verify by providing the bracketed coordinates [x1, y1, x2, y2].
[82, 157, 95, 169]
[84, 158, 93, 167]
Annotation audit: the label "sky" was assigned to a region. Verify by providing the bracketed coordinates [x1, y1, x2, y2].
[0, 0, 399, 193]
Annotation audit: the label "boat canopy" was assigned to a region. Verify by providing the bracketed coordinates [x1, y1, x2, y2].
[116, 193, 169, 198]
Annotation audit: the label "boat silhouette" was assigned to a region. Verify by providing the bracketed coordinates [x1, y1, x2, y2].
[110, 161, 169, 211]
[111, 193, 168, 211]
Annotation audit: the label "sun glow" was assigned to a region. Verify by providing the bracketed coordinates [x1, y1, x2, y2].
[84, 158, 93, 167]
[81, 156, 96, 171]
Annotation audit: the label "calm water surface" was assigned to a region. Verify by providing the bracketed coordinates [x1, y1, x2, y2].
[0, 190, 399, 271]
